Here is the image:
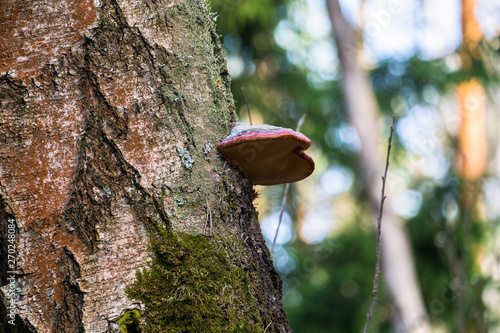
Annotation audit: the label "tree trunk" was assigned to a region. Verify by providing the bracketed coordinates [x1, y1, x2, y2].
[325, 1, 431, 332]
[0, 0, 289, 331]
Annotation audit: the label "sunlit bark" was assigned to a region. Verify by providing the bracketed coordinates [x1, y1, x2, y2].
[457, 0, 487, 181]
[460, 0, 483, 69]
[457, 79, 487, 180]
[452, 1, 487, 330]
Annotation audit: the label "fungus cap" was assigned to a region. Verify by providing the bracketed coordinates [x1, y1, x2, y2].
[218, 124, 315, 185]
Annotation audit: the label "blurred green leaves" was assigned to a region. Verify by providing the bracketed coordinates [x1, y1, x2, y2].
[210, 0, 500, 331]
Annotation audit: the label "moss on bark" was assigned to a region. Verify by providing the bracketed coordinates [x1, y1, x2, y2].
[126, 227, 264, 332]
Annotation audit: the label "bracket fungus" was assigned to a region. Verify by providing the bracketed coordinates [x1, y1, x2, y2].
[218, 124, 315, 185]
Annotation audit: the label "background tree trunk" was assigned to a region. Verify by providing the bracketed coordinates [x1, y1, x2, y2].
[326, 1, 431, 332]
[0, 0, 289, 331]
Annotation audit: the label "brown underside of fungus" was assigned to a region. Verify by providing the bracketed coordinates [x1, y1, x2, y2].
[218, 124, 315, 186]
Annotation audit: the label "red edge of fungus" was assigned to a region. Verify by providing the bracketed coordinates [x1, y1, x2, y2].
[218, 130, 311, 150]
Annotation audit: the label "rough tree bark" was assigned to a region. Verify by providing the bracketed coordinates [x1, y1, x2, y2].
[0, 0, 289, 332]
[326, 1, 432, 332]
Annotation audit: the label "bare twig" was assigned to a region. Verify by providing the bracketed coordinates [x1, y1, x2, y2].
[295, 113, 307, 131]
[241, 87, 252, 125]
[272, 183, 290, 254]
[271, 114, 307, 254]
[363, 115, 395, 333]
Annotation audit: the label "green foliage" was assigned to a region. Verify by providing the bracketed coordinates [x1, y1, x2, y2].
[282, 224, 391, 332]
[125, 229, 263, 332]
[210, 0, 500, 332]
[211, 0, 282, 33]
[406, 177, 493, 330]
[117, 309, 141, 333]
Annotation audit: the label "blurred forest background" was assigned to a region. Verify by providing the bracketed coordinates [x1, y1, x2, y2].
[209, 0, 500, 332]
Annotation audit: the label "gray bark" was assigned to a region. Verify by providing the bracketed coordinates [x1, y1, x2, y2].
[326, 1, 432, 332]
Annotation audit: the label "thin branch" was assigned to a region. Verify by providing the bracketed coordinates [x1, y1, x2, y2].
[272, 183, 290, 254]
[295, 113, 307, 131]
[363, 115, 395, 333]
[241, 87, 252, 125]
[271, 114, 307, 254]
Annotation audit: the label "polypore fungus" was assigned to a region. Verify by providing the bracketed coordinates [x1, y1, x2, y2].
[218, 124, 315, 185]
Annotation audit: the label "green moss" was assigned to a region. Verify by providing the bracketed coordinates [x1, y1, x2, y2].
[117, 309, 142, 333]
[125, 228, 263, 332]
[224, 191, 236, 210]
